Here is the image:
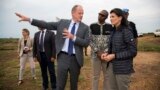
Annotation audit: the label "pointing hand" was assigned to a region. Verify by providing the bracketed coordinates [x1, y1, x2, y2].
[15, 12, 30, 22]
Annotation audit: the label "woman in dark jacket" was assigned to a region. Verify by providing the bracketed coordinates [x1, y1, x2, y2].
[101, 8, 137, 90]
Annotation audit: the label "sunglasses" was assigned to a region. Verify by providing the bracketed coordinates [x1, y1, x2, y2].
[99, 13, 106, 17]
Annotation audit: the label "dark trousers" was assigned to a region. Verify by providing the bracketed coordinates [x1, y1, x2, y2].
[57, 52, 81, 90]
[39, 52, 56, 89]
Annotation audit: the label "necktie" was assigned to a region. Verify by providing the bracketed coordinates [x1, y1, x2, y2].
[68, 23, 76, 55]
[39, 31, 44, 52]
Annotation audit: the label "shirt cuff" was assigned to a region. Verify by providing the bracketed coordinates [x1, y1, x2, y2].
[29, 18, 32, 23]
[72, 36, 76, 42]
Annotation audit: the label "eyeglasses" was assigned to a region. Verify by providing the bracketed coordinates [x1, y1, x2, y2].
[99, 13, 106, 17]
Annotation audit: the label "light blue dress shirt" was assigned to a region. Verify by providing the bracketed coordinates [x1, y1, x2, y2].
[61, 20, 79, 54]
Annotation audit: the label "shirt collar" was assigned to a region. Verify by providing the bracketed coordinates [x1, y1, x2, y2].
[41, 29, 47, 33]
[71, 19, 80, 25]
[97, 22, 106, 25]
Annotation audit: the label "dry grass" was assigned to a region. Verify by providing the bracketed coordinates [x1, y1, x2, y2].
[129, 52, 160, 90]
[138, 35, 160, 52]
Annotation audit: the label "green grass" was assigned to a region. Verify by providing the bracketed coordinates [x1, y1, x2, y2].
[0, 38, 18, 50]
[137, 35, 160, 52]
[138, 41, 160, 51]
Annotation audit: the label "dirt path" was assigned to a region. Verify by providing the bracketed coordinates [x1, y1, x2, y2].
[130, 51, 160, 90]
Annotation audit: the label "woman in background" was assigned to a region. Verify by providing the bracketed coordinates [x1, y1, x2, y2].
[17, 28, 36, 85]
[101, 8, 137, 90]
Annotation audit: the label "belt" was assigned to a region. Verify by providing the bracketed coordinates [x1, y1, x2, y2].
[60, 51, 75, 56]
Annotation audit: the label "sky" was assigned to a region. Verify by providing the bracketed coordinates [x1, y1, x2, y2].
[0, 0, 160, 38]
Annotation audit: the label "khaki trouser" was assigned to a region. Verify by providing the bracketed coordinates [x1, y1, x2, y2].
[19, 54, 35, 80]
[91, 56, 110, 90]
[107, 63, 131, 90]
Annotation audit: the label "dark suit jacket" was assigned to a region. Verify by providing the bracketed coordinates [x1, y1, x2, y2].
[31, 19, 89, 66]
[33, 30, 56, 62]
[129, 21, 138, 38]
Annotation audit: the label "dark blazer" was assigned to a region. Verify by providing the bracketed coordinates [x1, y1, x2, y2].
[31, 19, 89, 67]
[33, 30, 56, 62]
[108, 26, 137, 74]
[129, 21, 138, 38]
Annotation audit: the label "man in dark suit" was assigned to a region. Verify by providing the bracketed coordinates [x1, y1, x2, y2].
[122, 8, 138, 45]
[15, 5, 89, 90]
[33, 27, 56, 90]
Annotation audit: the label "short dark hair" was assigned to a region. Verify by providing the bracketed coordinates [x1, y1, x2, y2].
[110, 8, 128, 27]
[22, 28, 30, 35]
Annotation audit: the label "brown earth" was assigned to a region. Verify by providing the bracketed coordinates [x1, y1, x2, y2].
[81, 48, 160, 90]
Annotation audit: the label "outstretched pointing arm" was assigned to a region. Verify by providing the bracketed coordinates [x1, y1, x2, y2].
[15, 12, 30, 22]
